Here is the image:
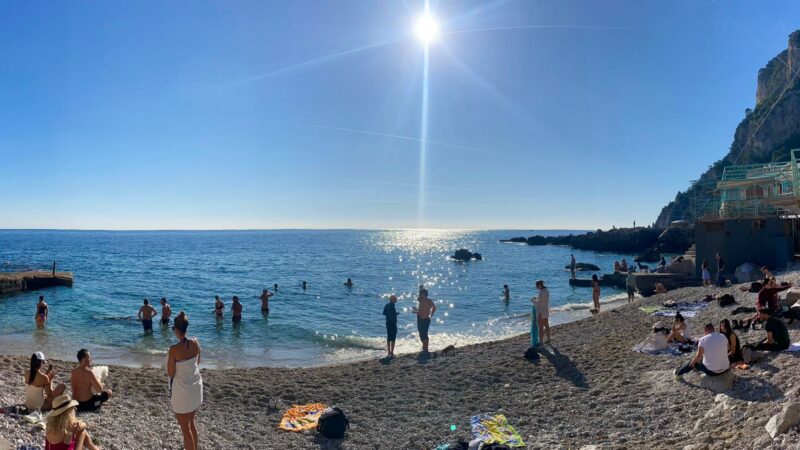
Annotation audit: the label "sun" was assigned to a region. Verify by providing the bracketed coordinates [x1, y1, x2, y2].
[415, 13, 440, 45]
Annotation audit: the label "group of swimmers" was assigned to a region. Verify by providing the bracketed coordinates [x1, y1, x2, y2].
[24, 310, 204, 450]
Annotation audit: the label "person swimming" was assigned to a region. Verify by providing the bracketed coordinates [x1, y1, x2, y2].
[273, 283, 278, 291]
[35, 296, 48, 327]
[344, 278, 353, 288]
[214, 296, 224, 320]
[302, 281, 307, 290]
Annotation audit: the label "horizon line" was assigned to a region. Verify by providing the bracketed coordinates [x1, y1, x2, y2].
[0, 227, 594, 233]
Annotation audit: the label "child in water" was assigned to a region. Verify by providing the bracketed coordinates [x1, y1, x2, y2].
[383, 295, 399, 357]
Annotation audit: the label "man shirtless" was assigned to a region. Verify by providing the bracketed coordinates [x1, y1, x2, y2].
[415, 288, 437, 353]
[260, 289, 274, 315]
[232, 296, 243, 323]
[71, 349, 112, 412]
[160, 298, 172, 326]
[137, 298, 158, 332]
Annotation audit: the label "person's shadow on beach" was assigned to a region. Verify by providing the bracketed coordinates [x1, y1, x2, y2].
[313, 433, 344, 450]
[539, 345, 588, 389]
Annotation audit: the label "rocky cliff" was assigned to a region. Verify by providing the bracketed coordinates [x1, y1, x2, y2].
[656, 30, 800, 227]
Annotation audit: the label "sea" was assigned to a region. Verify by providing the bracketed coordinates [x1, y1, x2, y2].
[0, 229, 636, 368]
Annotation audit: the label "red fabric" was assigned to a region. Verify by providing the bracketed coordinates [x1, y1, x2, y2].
[45, 436, 75, 450]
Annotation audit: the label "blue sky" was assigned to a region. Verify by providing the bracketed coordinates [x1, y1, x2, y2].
[1, 1, 798, 230]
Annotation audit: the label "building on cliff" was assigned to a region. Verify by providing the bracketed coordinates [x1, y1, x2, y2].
[694, 150, 800, 279]
[657, 30, 800, 228]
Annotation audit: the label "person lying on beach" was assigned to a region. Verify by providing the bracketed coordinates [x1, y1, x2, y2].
[44, 393, 101, 450]
[415, 288, 436, 353]
[718, 319, 742, 364]
[137, 298, 158, 332]
[665, 312, 689, 344]
[654, 283, 668, 294]
[383, 295, 399, 357]
[24, 351, 66, 411]
[71, 349, 113, 413]
[534, 280, 551, 343]
[675, 323, 729, 379]
[260, 289, 274, 315]
[344, 278, 353, 288]
[35, 295, 48, 327]
[161, 298, 172, 326]
[231, 296, 242, 323]
[753, 309, 790, 352]
[214, 296, 224, 320]
[503, 285, 510, 301]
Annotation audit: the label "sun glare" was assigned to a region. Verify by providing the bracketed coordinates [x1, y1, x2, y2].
[415, 14, 440, 45]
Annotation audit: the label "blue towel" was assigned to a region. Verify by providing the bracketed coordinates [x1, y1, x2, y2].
[530, 304, 539, 347]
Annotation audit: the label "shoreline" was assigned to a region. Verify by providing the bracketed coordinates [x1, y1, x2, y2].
[8, 276, 800, 448]
[0, 292, 632, 371]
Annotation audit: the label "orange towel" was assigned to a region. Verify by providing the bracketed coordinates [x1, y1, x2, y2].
[278, 403, 328, 432]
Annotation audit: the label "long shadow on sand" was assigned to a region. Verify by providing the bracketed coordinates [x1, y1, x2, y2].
[538, 346, 588, 389]
[681, 375, 784, 403]
[313, 434, 344, 450]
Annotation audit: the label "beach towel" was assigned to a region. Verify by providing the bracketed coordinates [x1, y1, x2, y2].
[633, 340, 694, 356]
[278, 403, 327, 432]
[643, 302, 708, 318]
[91, 366, 109, 395]
[469, 414, 524, 448]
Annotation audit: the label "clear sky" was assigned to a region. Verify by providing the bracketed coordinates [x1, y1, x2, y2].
[1, 1, 798, 230]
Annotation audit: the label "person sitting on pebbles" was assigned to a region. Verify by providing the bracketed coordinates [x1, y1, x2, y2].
[44, 393, 101, 450]
[675, 323, 729, 379]
[665, 312, 689, 344]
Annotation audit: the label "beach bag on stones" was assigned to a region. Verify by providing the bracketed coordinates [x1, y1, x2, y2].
[317, 407, 349, 439]
[718, 294, 736, 307]
[524, 347, 540, 360]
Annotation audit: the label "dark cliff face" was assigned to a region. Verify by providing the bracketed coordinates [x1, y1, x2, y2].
[655, 30, 800, 228]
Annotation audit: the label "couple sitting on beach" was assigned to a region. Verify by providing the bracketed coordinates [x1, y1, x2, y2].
[23, 349, 113, 414]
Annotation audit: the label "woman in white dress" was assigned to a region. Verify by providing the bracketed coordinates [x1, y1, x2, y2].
[167, 312, 203, 450]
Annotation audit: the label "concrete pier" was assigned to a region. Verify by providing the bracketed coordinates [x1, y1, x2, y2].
[0, 271, 74, 294]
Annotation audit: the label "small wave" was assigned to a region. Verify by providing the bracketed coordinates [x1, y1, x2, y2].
[552, 293, 629, 312]
[309, 333, 385, 350]
[92, 315, 137, 322]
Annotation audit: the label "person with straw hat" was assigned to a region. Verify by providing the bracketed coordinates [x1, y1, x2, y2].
[44, 393, 101, 450]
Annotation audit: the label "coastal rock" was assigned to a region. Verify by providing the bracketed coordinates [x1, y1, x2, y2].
[509, 227, 661, 253]
[564, 263, 601, 271]
[735, 263, 762, 283]
[635, 227, 694, 263]
[699, 372, 736, 393]
[500, 237, 528, 243]
[450, 249, 482, 261]
[766, 403, 800, 438]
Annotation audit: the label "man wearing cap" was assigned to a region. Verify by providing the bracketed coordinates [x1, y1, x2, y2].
[71, 349, 113, 412]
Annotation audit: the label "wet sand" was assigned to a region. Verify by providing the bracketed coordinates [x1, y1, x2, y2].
[3, 273, 800, 449]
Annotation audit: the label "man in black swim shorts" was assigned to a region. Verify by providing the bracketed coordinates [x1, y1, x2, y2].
[138, 298, 157, 332]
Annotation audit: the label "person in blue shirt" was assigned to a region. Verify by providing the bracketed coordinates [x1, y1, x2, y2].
[383, 295, 399, 357]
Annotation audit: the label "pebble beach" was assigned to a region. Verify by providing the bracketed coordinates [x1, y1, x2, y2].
[4, 272, 800, 449]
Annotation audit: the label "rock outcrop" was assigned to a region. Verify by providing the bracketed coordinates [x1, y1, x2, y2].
[450, 249, 482, 261]
[656, 30, 800, 227]
[564, 263, 600, 271]
[518, 227, 661, 253]
[635, 226, 694, 262]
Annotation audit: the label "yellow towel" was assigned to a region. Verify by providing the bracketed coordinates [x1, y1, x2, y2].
[278, 403, 328, 432]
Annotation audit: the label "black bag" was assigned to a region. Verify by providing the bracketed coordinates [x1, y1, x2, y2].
[438, 442, 468, 450]
[317, 407, 349, 439]
[749, 282, 763, 293]
[718, 294, 736, 307]
[481, 444, 512, 450]
[524, 347, 540, 360]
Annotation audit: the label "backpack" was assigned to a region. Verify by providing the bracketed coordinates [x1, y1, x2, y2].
[317, 407, 349, 439]
[718, 294, 736, 307]
[524, 347, 540, 360]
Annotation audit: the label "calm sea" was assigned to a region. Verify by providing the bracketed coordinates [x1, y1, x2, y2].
[0, 230, 634, 368]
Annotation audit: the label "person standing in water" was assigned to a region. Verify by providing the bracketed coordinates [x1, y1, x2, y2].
[591, 274, 601, 313]
[344, 278, 353, 288]
[415, 288, 436, 353]
[160, 298, 172, 327]
[231, 296, 242, 323]
[35, 296, 48, 328]
[260, 289, 273, 315]
[138, 298, 158, 333]
[213, 296, 224, 320]
[570, 255, 577, 280]
[503, 285, 510, 302]
[302, 281, 307, 290]
[534, 280, 551, 343]
[383, 295, 399, 357]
